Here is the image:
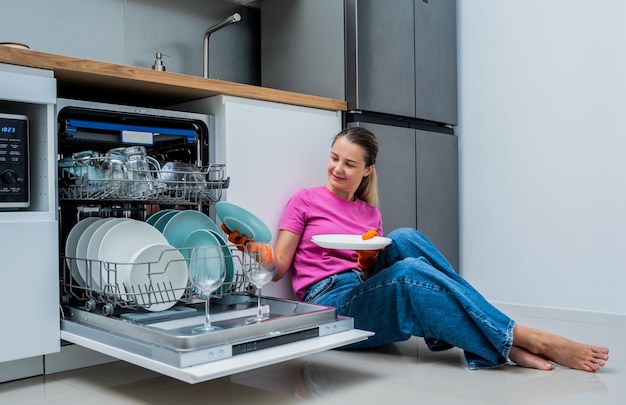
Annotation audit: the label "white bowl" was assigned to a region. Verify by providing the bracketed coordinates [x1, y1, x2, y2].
[122, 243, 188, 312]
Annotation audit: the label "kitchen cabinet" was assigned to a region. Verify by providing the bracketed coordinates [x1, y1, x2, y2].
[413, 0, 458, 125]
[0, 46, 346, 112]
[261, 0, 458, 125]
[345, 0, 416, 118]
[0, 63, 59, 382]
[350, 0, 457, 123]
[348, 121, 459, 271]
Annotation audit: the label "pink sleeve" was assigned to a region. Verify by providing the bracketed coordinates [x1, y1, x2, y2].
[279, 188, 310, 235]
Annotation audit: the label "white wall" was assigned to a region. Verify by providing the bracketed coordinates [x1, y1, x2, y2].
[458, 1, 626, 315]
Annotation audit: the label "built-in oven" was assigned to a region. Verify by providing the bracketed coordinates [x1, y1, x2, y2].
[55, 98, 372, 383]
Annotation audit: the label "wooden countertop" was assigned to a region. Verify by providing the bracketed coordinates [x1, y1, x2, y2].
[0, 46, 347, 111]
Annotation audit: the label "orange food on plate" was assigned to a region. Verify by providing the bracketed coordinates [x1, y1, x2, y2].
[361, 229, 378, 240]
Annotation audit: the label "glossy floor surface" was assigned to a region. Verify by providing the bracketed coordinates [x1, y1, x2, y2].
[1, 305, 625, 404]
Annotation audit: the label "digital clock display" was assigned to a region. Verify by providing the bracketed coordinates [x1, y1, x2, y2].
[0, 112, 29, 209]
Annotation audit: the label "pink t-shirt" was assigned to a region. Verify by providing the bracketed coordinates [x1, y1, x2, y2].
[279, 186, 383, 300]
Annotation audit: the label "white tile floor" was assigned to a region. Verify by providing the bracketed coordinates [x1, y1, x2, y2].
[1, 305, 625, 404]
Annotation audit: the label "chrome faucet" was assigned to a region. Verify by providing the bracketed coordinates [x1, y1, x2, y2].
[203, 13, 242, 78]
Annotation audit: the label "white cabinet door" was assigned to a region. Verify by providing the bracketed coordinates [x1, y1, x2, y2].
[213, 96, 342, 299]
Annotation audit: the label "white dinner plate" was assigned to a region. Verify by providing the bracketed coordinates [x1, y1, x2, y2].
[86, 218, 131, 289]
[98, 220, 169, 296]
[215, 201, 272, 243]
[162, 210, 221, 248]
[311, 234, 392, 250]
[123, 243, 188, 312]
[75, 218, 112, 288]
[65, 216, 101, 286]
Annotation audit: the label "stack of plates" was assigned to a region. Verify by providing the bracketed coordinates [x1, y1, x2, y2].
[65, 216, 101, 287]
[65, 217, 188, 312]
[146, 209, 234, 294]
[65, 204, 273, 311]
[146, 209, 221, 247]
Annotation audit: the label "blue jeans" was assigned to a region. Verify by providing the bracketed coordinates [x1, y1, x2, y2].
[303, 228, 515, 369]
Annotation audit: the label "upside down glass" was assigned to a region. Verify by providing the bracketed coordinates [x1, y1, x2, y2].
[188, 245, 226, 333]
[243, 242, 276, 323]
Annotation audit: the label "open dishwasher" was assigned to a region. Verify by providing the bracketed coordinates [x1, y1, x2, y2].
[55, 98, 372, 383]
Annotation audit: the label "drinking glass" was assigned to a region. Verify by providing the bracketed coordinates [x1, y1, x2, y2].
[102, 148, 129, 197]
[188, 245, 226, 333]
[243, 242, 276, 323]
[124, 145, 156, 198]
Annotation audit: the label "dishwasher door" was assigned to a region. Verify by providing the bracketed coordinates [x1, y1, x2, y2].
[61, 327, 372, 384]
[60, 297, 373, 384]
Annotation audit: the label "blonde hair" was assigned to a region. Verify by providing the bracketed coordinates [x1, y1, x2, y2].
[332, 127, 379, 207]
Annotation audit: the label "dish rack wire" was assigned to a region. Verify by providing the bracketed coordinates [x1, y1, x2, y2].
[59, 157, 228, 205]
[60, 245, 256, 316]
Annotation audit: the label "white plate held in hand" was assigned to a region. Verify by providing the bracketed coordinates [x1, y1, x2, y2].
[311, 234, 392, 250]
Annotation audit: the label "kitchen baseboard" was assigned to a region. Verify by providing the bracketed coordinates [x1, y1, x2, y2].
[493, 302, 626, 327]
[0, 356, 43, 383]
[44, 343, 117, 375]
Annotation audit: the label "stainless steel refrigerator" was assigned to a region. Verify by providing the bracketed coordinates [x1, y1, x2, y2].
[261, 0, 459, 270]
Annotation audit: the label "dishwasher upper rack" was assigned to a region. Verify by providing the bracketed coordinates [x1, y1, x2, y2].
[58, 157, 228, 205]
[60, 245, 255, 316]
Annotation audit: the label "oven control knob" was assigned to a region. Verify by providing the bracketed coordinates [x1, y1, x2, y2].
[0, 170, 19, 184]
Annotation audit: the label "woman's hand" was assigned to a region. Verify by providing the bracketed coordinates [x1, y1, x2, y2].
[221, 223, 249, 251]
[358, 229, 380, 274]
[247, 242, 274, 265]
[357, 250, 379, 271]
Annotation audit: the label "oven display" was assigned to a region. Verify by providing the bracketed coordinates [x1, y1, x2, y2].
[0, 113, 29, 209]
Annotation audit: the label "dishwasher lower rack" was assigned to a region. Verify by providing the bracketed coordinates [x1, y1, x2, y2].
[60, 244, 255, 315]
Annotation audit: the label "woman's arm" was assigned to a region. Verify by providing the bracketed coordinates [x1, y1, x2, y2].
[273, 229, 301, 281]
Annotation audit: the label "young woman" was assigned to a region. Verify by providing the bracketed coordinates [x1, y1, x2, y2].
[230, 127, 609, 371]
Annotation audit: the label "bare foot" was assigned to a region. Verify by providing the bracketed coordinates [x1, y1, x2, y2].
[513, 325, 609, 372]
[509, 345, 555, 370]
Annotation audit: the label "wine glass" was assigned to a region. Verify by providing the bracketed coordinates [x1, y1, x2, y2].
[243, 242, 276, 323]
[188, 245, 226, 333]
